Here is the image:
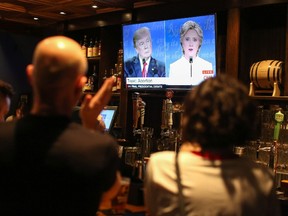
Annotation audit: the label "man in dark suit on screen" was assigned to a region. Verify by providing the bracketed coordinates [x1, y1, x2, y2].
[124, 27, 165, 78]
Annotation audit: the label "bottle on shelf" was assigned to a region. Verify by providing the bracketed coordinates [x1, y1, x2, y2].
[92, 38, 99, 57]
[98, 40, 101, 56]
[90, 65, 98, 92]
[87, 38, 93, 58]
[83, 80, 92, 92]
[83, 65, 98, 92]
[102, 69, 108, 85]
[116, 42, 123, 91]
[116, 71, 121, 92]
[81, 35, 88, 57]
[111, 67, 117, 92]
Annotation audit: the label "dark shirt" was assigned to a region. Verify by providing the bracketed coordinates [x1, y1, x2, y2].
[124, 56, 166, 78]
[0, 115, 120, 216]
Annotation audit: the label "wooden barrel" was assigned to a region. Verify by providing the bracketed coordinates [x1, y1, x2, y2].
[250, 60, 283, 89]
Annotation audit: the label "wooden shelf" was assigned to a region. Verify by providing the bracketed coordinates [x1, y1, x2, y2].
[112, 92, 121, 97]
[87, 56, 100, 61]
[250, 96, 288, 101]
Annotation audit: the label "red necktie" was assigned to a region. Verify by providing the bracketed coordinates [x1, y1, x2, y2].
[142, 62, 147, 77]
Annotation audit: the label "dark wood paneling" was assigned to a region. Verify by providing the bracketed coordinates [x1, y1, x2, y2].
[239, 4, 286, 88]
[285, 5, 288, 95]
[100, 26, 122, 76]
[226, 8, 240, 79]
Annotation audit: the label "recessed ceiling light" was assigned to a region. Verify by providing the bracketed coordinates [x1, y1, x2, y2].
[92, 4, 98, 9]
[33, 17, 39, 20]
[60, 11, 66, 15]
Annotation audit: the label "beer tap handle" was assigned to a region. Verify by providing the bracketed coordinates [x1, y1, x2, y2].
[140, 100, 146, 129]
[161, 99, 167, 129]
[132, 92, 140, 130]
[274, 110, 284, 141]
[165, 90, 174, 129]
[166, 98, 173, 128]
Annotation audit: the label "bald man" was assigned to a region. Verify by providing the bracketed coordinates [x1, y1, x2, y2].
[0, 36, 121, 216]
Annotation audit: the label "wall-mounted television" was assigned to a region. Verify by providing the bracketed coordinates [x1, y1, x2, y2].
[122, 14, 216, 90]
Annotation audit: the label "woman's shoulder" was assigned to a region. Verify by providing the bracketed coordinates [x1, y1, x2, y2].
[149, 151, 175, 163]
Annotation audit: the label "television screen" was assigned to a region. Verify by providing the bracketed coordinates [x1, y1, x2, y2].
[122, 14, 216, 90]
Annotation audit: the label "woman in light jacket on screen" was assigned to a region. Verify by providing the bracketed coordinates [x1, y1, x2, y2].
[169, 20, 213, 86]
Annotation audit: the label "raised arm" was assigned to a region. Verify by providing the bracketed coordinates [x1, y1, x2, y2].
[80, 76, 115, 131]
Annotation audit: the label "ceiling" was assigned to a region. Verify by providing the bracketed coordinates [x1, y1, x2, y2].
[0, 0, 177, 28]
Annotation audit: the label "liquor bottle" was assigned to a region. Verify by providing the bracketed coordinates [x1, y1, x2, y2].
[92, 38, 98, 57]
[81, 35, 88, 57]
[102, 69, 108, 85]
[89, 65, 97, 92]
[83, 80, 92, 92]
[98, 40, 101, 56]
[116, 71, 122, 91]
[116, 42, 123, 91]
[87, 38, 93, 58]
[111, 67, 117, 92]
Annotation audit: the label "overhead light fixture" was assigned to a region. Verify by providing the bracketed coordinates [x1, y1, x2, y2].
[33, 17, 39, 20]
[91, 0, 98, 9]
[59, 11, 66, 15]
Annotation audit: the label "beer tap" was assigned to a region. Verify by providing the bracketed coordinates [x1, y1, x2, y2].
[132, 92, 146, 134]
[161, 90, 174, 132]
[269, 110, 284, 173]
[158, 90, 180, 151]
[166, 95, 173, 130]
[131, 92, 151, 180]
[139, 100, 146, 130]
[132, 92, 140, 131]
[161, 99, 168, 130]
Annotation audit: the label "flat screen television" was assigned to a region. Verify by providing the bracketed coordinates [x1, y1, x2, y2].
[122, 14, 216, 90]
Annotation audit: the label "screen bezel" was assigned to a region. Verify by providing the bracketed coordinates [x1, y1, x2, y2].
[122, 13, 217, 91]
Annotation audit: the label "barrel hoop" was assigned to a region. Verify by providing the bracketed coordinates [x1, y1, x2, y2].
[269, 60, 276, 88]
[275, 61, 283, 84]
[250, 62, 256, 82]
[254, 61, 262, 88]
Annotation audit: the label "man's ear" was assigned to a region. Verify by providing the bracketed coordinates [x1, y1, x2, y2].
[79, 76, 87, 89]
[80, 76, 87, 87]
[73, 75, 87, 105]
[26, 64, 34, 85]
[75, 75, 87, 95]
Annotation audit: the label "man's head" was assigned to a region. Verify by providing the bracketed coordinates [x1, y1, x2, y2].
[182, 75, 256, 150]
[26, 36, 88, 114]
[133, 27, 152, 60]
[0, 80, 14, 122]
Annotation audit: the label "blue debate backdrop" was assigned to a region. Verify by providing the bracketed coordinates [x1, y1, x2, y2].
[122, 20, 166, 64]
[122, 14, 216, 77]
